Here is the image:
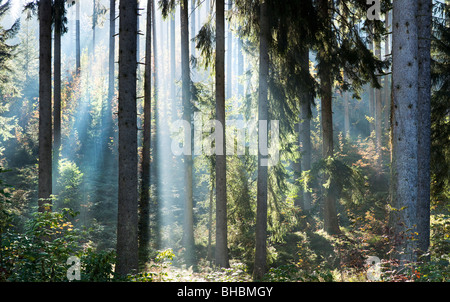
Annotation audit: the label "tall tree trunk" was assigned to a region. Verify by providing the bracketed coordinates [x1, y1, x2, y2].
[107, 0, 116, 147]
[181, 0, 195, 267]
[318, 0, 340, 235]
[368, 31, 375, 135]
[226, 1, 232, 100]
[299, 49, 312, 211]
[416, 0, 432, 258]
[76, 0, 81, 74]
[116, 0, 139, 276]
[253, 0, 269, 280]
[375, 39, 382, 166]
[39, 0, 52, 212]
[343, 74, 350, 138]
[391, 0, 419, 263]
[170, 12, 176, 103]
[215, 0, 229, 269]
[151, 0, 161, 250]
[190, 0, 196, 58]
[138, 0, 152, 265]
[53, 0, 63, 189]
[384, 10, 391, 140]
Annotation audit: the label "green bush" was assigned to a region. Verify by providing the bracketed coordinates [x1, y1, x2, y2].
[81, 249, 115, 282]
[3, 205, 83, 281]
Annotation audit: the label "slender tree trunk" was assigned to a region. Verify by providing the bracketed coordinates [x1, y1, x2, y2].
[38, 0, 52, 212]
[138, 0, 152, 265]
[318, 0, 340, 235]
[375, 40, 382, 166]
[170, 12, 176, 103]
[181, 0, 195, 268]
[76, 0, 81, 74]
[368, 31, 375, 135]
[107, 0, 116, 146]
[391, 0, 419, 264]
[226, 1, 232, 100]
[190, 0, 196, 58]
[253, 0, 269, 280]
[384, 10, 391, 140]
[151, 0, 161, 250]
[116, 0, 139, 276]
[300, 49, 312, 211]
[344, 87, 350, 138]
[207, 165, 214, 264]
[215, 0, 229, 269]
[416, 0, 432, 258]
[53, 0, 63, 189]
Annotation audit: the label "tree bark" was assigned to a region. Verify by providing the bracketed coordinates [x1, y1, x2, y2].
[53, 0, 63, 188]
[384, 10, 391, 139]
[344, 73, 350, 139]
[318, 0, 340, 235]
[38, 0, 52, 212]
[368, 27, 375, 135]
[107, 0, 116, 147]
[116, 0, 139, 276]
[215, 0, 229, 269]
[375, 39, 382, 166]
[299, 49, 312, 211]
[138, 0, 152, 265]
[181, 0, 195, 268]
[151, 0, 161, 250]
[226, 1, 232, 100]
[391, 0, 419, 263]
[416, 0, 432, 258]
[253, 0, 269, 280]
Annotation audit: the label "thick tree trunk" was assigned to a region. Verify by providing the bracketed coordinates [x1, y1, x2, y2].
[416, 0, 432, 258]
[215, 0, 229, 269]
[181, 0, 195, 268]
[39, 0, 52, 212]
[253, 0, 269, 280]
[391, 0, 419, 263]
[116, 0, 139, 276]
[138, 0, 152, 265]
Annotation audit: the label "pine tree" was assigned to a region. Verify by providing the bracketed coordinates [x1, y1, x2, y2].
[180, 0, 195, 267]
[139, 0, 153, 265]
[390, 0, 419, 263]
[38, 0, 53, 212]
[416, 0, 432, 258]
[116, 0, 139, 276]
[253, 0, 269, 280]
[215, 0, 229, 269]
